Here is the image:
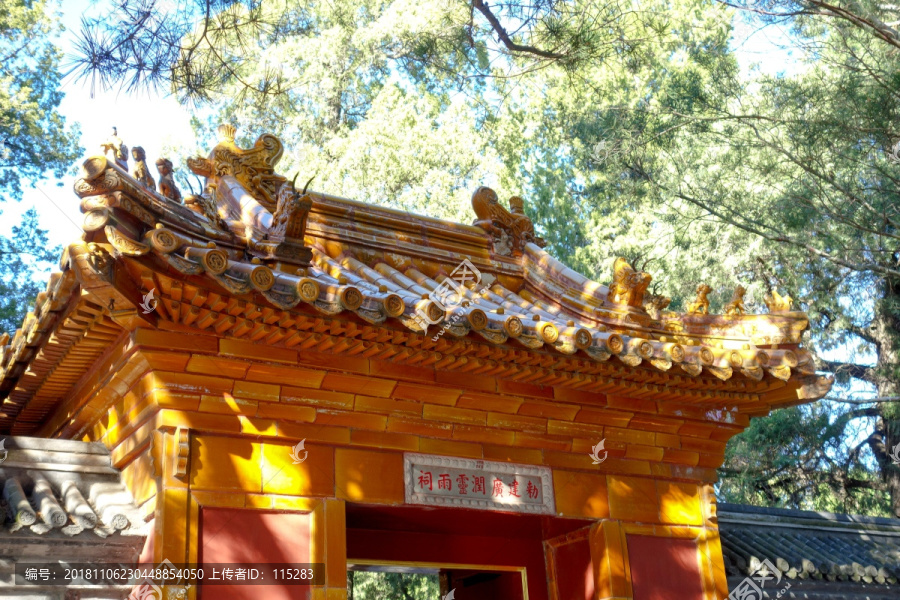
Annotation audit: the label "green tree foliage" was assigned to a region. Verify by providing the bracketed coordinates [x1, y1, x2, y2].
[0, 209, 60, 333]
[0, 0, 80, 335]
[70, 0, 745, 262]
[195, 79, 504, 222]
[486, 0, 742, 272]
[347, 571, 438, 600]
[182, 0, 743, 233]
[1, 0, 81, 193]
[73, 0, 667, 102]
[719, 404, 887, 515]
[608, 8, 900, 515]
[71, 0, 899, 516]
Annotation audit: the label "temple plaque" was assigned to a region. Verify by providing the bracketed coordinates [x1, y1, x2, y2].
[403, 452, 555, 515]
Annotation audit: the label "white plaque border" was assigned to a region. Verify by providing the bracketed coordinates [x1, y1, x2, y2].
[403, 452, 556, 515]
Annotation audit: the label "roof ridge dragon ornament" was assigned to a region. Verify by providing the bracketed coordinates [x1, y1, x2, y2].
[187, 124, 287, 212]
[185, 125, 313, 266]
[471, 187, 545, 257]
[606, 257, 651, 308]
[269, 173, 313, 243]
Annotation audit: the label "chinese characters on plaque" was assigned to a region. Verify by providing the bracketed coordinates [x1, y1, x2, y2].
[403, 453, 555, 515]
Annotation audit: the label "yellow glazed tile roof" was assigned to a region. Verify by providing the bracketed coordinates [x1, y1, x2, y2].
[0, 130, 832, 433]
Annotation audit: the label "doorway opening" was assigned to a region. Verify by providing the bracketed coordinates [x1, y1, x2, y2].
[345, 503, 592, 600]
[347, 562, 526, 600]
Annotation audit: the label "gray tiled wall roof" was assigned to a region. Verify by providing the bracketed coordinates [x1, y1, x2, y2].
[720, 503, 900, 599]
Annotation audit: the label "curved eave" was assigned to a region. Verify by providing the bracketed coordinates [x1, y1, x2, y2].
[89, 217, 818, 387]
[0, 157, 835, 434]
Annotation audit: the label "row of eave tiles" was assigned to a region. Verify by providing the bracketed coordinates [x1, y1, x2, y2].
[721, 528, 900, 583]
[142, 225, 810, 383]
[1, 475, 136, 538]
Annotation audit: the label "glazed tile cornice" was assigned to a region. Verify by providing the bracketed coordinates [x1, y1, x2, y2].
[0, 134, 833, 433]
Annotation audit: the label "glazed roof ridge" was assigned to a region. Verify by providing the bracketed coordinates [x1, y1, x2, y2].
[0, 131, 834, 432]
[719, 502, 900, 530]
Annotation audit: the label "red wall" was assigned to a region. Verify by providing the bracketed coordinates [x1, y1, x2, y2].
[199, 508, 312, 600]
[627, 535, 704, 600]
[449, 570, 525, 600]
[551, 536, 594, 600]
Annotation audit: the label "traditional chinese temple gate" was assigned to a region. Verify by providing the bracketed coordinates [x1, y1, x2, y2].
[0, 127, 832, 600]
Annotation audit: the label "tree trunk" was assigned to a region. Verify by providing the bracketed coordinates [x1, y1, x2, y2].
[872, 275, 900, 516]
[875, 397, 900, 517]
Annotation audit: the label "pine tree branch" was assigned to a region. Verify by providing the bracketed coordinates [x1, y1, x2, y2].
[848, 324, 879, 346]
[797, 1, 900, 51]
[718, 0, 900, 52]
[665, 187, 900, 279]
[833, 473, 883, 491]
[740, 120, 900, 234]
[849, 400, 884, 416]
[824, 396, 900, 405]
[869, 426, 889, 466]
[471, 0, 566, 60]
[0, 39, 35, 65]
[820, 307, 879, 346]
[818, 359, 878, 383]
[848, 434, 876, 464]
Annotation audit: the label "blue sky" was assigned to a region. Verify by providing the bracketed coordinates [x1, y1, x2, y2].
[6, 2, 804, 247]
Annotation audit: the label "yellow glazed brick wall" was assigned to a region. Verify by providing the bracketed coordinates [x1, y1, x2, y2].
[41, 320, 738, 600]
[71, 332, 739, 531]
